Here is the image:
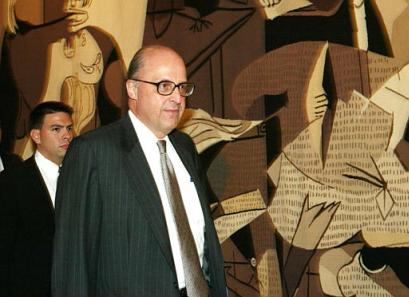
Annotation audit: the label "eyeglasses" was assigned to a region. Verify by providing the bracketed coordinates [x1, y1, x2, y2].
[129, 78, 195, 97]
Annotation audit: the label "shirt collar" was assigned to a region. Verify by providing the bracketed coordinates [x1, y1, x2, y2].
[34, 150, 60, 176]
[128, 110, 169, 145]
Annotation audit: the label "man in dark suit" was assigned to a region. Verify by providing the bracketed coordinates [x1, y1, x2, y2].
[52, 45, 227, 297]
[0, 101, 73, 297]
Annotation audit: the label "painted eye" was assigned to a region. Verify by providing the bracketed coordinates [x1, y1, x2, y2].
[359, 248, 387, 274]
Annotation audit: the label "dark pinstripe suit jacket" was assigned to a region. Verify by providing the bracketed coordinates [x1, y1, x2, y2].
[52, 115, 226, 297]
[0, 156, 54, 297]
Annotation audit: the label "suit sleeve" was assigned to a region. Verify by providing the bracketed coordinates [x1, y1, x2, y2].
[52, 137, 101, 297]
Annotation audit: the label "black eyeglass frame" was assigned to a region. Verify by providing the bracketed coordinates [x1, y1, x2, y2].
[128, 78, 195, 97]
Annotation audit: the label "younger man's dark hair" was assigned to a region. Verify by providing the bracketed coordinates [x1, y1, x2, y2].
[28, 101, 73, 131]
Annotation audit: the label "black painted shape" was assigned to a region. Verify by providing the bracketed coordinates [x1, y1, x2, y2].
[184, 0, 220, 17]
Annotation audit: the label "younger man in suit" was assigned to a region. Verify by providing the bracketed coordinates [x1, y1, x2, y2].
[0, 101, 73, 297]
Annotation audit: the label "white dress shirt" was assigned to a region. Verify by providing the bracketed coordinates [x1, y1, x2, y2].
[0, 156, 4, 172]
[129, 111, 205, 289]
[35, 150, 60, 207]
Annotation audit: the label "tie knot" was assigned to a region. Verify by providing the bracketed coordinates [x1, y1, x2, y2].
[157, 140, 167, 154]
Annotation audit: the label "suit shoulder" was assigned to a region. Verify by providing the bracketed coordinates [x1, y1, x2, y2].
[6, 155, 32, 175]
[2, 156, 38, 189]
[70, 117, 126, 150]
[64, 117, 130, 164]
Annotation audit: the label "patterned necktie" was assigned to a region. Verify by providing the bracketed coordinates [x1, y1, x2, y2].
[157, 140, 209, 297]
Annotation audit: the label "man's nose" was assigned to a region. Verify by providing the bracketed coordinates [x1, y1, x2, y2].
[169, 88, 184, 104]
[62, 128, 73, 140]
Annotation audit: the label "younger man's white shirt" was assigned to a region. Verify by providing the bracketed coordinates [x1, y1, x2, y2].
[35, 151, 59, 207]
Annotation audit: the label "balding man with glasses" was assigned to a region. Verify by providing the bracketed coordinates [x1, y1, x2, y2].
[52, 45, 227, 297]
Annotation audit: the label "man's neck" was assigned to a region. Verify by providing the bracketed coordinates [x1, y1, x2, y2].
[35, 150, 61, 167]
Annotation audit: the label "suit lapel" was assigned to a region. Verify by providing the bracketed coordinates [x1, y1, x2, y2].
[26, 156, 55, 218]
[119, 116, 175, 272]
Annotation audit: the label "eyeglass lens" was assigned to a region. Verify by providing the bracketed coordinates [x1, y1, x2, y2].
[158, 81, 194, 97]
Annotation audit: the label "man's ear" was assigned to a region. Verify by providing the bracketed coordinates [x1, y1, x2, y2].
[126, 80, 138, 100]
[30, 129, 41, 145]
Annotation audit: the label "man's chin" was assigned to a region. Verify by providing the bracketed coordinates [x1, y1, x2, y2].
[58, 150, 68, 159]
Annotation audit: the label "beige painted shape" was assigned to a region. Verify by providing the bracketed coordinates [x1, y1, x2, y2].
[41, 29, 103, 101]
[267, 154, 282, 187]
[371, 63, 409, 151]
[269, 150, 409, 248]
[221, 189, 266, 214]
[41, 29, 102, 133]
[367, 52, 400, 94]
[338, 252, 409, 297]
[61, 77, 96, 134]
[305, 42, 328, 161]
[39, 43, 67, 101]
[390, 5, 409, 66]
[284, 91, 392, 189]
[259, 0, 312, 20]
[319, 243, 363, 297]
[214, 190, 266, 243]
[269, 93, 409, 249]
[373, 0, 408, 47]
[362, 230, 409, 248]
[64, 0, 147, 73]
[349, 0, 368, 50]
[291, 195, 340, 250]
[214, 209, 265, 243]
[178, 108, 261, 153]
[257, 249, 283, 297]
[374, 188, 395, 220]
[17, 30, 103, 158]
[1, 0, 17, 34]
[372, 0, 409, 66]
[1, 0, 17, 64]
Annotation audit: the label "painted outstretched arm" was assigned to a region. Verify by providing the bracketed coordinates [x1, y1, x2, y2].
[283, 195, 339, 297]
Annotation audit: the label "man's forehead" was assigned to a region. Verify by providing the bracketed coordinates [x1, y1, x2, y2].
[43, 112, 73, 125]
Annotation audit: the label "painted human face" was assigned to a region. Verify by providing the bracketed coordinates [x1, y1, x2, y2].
[58, 30, 102, 84]
[30, 112, 73, 165]
[127, 48, 187, 139]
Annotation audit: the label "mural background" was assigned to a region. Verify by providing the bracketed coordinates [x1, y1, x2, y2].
[1, 0, 409, 296]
